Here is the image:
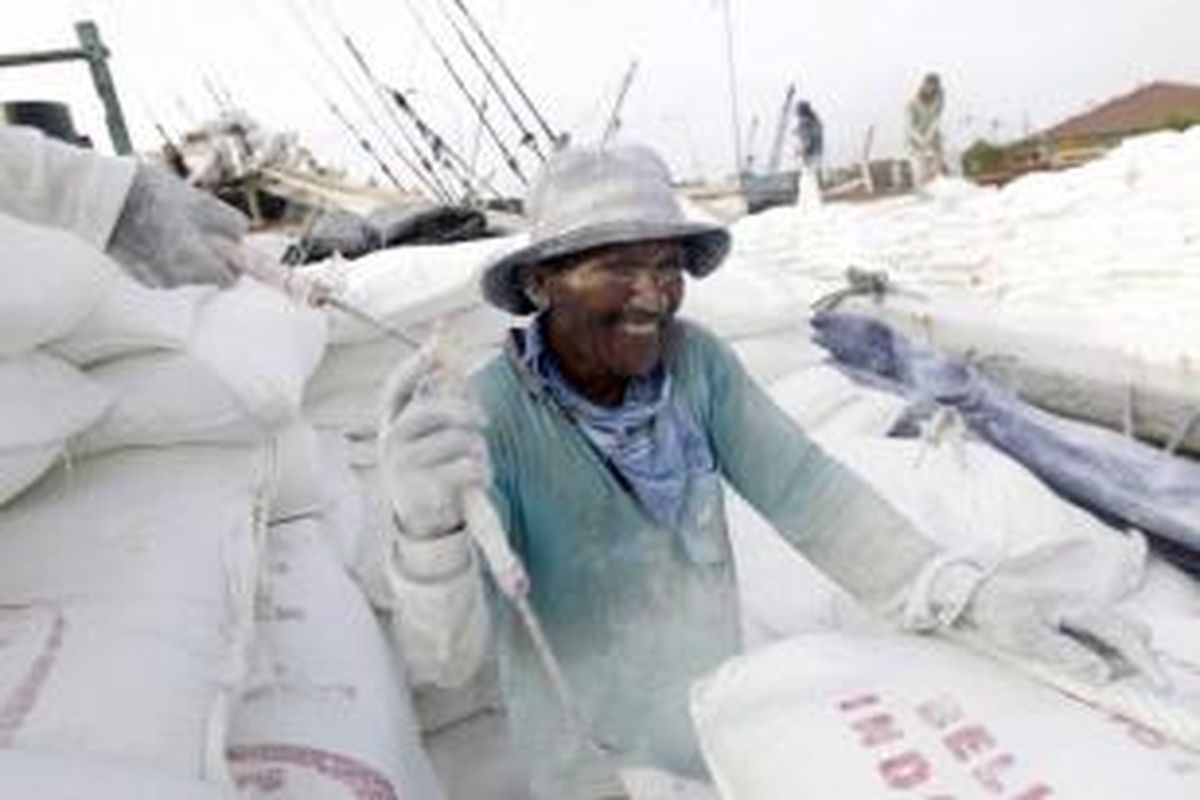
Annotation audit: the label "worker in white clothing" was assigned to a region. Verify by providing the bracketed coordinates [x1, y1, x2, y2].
[0, 125, 247, 287]
[906, 72, 948, 185]
[375, 144, 1166, 797]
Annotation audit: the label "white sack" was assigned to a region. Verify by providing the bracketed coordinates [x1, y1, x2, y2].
[814, 434, 1146, 598]
[192, 278, 328, 424]
[304, 303, 508, 435]
[0, 749, 236, 800]
[75, 353, 267, 454]
[313, 429, 369, 567]
[265, 422, 329, 524]
[75, 280, 329, 454]
[766, 365, 907, 436]
[49, 277, 216, 366]
[0, 352, 111, 504]
[0, 213, 116, 357]
[229, 518, 442, 800]
[319, 236, 518, 346]
[0, 446, 269, 777]
[693, 632, 1200, 800]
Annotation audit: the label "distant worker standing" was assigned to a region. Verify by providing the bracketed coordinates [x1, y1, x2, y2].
[906, 72, 947, 185]
[794, 99, 825, 209]
[794, 100, 824, 169]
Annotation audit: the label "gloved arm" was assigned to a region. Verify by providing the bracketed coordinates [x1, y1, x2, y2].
[0, 126, 136, 247]
[105, 164, 249, 288]
[699, 325, 938, 611]
[696, 324, 1164, 686]
[372, 345, 492, 687]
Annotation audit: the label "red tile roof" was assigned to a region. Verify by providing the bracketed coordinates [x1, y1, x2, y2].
[1044, 81, 1200, 140]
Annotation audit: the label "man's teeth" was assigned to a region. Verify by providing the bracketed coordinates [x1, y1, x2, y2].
[620, 319, 659, 334]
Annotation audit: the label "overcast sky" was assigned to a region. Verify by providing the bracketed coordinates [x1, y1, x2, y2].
[3, 0, 1199, 193]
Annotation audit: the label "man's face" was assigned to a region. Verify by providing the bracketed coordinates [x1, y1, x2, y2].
[536, 240, 686, 391]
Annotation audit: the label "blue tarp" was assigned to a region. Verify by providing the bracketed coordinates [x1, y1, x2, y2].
[811, 311, 1200, 576]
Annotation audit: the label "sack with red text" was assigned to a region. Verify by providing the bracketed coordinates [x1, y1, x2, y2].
[692, 631, 1200, 799]
[228, 518, 442, 800]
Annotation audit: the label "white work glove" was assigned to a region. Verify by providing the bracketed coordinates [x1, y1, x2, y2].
[377, 344, 490, 541]
[906, 555, 1166, 688]
[959, 570, 1164, 686]
[106, 164, 249, 288]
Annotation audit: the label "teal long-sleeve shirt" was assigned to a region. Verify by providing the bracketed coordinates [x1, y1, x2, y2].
[470, 318, 935, 796]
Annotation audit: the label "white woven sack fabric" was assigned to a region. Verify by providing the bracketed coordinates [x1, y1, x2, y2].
[0, 749, 237, 800]
[48, 276, 217, 366]
[813, 434, 1146, 598]
[312, 429, 369, 568]
[766, 365, 907, 437]
[320, 236, 518, 346]
[193, 279, 328, 421]
[304, 303, 507, 435]
[0, 445, 270, 778]
[265, 422, 329, 524]
[692, 632, 1200, 800]
[73, 352, 266, 454]
[74, 279, 329, 455]
[0, 213, 116, 357]
[0, 352, 111, 504]
[229, 518, 442, 800]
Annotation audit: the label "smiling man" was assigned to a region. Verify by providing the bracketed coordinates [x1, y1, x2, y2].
[375, 144, 1161, 798]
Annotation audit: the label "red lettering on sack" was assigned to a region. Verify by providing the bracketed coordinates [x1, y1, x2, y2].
[838, 693, 880, 713]
[1012, 784, 1053, 799]
[853, 713, 905, 747]
[945, 725, 996, 762]
[971, 753, 1015, 793]
[1119, 716, 1169, 750]
[916, 695, 963, 730]
[880, 751, 932, 789]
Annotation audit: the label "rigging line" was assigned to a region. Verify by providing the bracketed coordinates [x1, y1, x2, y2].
[387, 86, 504, 200]
[601, 59, 639, 146]
[448, 0, 558, 147]
[246, 0, 408, 190]
[401, 0, 528, 186]
[284, 0, 438, 198]
[338, 32, 457, 203]
[308, 0, 457, 201]
[324, 98, 409, 191]
[201, 74, 230, 114]
[432, 0, 544, 162]
[294, 0, 445, 198]
[469, 86, 487, 178]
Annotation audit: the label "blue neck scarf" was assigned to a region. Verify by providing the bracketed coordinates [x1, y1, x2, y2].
[522, 316, 714, 528]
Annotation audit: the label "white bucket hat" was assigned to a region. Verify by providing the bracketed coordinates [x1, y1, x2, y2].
[481, 144, 731, 315]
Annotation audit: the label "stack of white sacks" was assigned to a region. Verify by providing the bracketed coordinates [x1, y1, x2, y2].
[0, 212, 441, 799]
[690, 136, 1200, 796]
[724, 127, 1200, 369]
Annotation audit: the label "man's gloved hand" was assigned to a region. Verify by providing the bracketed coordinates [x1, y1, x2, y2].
[106, 164, 249, 288]
[958, 570, 1166, 687]
[377, 345, 490, 540]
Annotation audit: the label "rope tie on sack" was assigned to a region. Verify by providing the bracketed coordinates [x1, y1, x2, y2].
[811, 266, 893, 313]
